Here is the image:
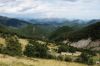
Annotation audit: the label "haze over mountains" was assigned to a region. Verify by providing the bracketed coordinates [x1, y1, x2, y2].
[0, 15, 99, 39]
[0, 1, 100, 66]
[0, 15, 100, 52]
[0, 15, 99, 28]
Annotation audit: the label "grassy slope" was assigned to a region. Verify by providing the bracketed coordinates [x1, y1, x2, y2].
[0, 37, 99, 66]
[0, 54, 87, 66]
[0, 37, 28, 50]
[0, 37, 5, 45]
[18, 39, 29, 51]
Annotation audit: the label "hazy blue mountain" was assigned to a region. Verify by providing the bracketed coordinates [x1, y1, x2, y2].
[0, 16, 30, 28]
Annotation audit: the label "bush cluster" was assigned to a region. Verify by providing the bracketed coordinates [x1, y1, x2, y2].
[0, 36, 22, 56]
[24, 40, 48, 58]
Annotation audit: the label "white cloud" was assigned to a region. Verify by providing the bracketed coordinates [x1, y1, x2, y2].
[0, 0, 100, 19]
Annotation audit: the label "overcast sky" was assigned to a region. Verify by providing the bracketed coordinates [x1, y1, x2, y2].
[0, 0, 100, 19]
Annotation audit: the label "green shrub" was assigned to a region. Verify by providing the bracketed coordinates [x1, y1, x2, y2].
[80, 52, 94, 64]
[24, 40, 48, 58]
[58, 45, 77, 53]
[0, 44, 3, 53]
[46, 54, 56, 59]
[23, 43, 36, 57]
[64, 56, 72, 62]
[3, 36, 22, 56]
[88, 58, 95, 65]
[58, 45, 69, 53]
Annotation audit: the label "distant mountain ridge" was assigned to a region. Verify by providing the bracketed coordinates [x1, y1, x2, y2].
[0, 15, 100, 40]
[0, 16, 30, 28]
[0, 15, 99, 28]
[50, 22, 100, 42]
[0, 16, 58, 39]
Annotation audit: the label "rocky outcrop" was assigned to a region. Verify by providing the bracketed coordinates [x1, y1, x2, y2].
[70, 38, 91, 48]
[63, 38, 100, 51]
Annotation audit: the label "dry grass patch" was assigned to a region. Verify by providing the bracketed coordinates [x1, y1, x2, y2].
[18, 39, 29, 50]
[0, 38, 5, 45]
[0, 54, 87, 66]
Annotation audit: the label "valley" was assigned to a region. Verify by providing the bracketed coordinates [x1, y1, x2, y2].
[0, 0, 100, 66]
[0, 16, 100, 66]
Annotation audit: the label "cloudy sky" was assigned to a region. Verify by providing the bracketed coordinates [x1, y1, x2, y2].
[0, 0, 100, 19]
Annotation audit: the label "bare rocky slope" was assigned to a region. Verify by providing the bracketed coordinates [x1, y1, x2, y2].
[63, 38, 100, 51]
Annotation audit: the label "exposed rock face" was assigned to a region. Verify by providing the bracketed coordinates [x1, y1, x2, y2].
[87, 40, 100, 48]
[70, 38, 91, 48]
[63, 38, 100, 51]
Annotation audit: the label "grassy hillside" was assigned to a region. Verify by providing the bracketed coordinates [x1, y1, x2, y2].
[0, 54, 87, 66]
[0, 16, 100, 66]
[0, 37, 28, 51]
[0, 37, 5, 44]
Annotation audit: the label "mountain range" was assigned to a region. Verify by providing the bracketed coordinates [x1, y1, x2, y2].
[0, 15, 99, 40]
